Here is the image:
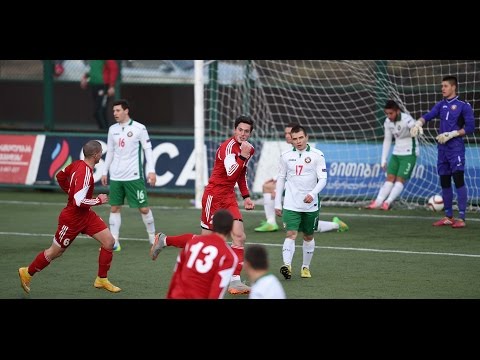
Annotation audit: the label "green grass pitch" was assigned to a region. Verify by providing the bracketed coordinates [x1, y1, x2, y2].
[1, 189, 479, 299]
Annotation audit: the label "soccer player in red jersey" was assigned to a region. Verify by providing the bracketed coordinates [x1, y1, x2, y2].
[151, 115, 255, 295]
[18, 140, 121, 294]
[167, 209, 238, 299]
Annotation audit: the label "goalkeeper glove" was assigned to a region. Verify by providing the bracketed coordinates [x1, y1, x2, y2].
[436, 130, 460, 144]
[410, 120, 424, 137]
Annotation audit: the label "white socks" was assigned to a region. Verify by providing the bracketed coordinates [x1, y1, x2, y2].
[302, 239, 315, 268]
[110, 210, 156, 246]
[317, 220, 337, 232]
[282, 238, 296, 265]
[109, 212, 121, 247]
[141, 209, 155, 244]
[263, 193, 276, 225]
[385, 181, 404, 205]
[375, 181, 394, 204]
[282, 238, 316, 269]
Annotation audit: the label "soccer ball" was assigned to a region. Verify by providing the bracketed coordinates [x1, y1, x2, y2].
[427, 195, 444, 212]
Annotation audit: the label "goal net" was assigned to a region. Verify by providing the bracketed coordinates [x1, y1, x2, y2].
[202, 60, 480, 210]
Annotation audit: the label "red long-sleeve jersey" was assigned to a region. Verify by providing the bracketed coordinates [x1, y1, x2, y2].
[205, 137, 255, 197]
[56, 160, 102, 217]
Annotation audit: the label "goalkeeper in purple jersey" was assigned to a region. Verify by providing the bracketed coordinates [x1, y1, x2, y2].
[410, 75, 475, 228]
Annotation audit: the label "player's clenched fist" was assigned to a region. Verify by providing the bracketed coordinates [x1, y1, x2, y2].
[240, 141, 252, 159]
[97, 193, 109, 204]
[244, 197, 255, 210]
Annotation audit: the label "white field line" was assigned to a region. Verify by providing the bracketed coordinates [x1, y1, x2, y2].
[1, 232, 479, 259]
[1, 199, 479, 222]
[2, 199, 479, 258]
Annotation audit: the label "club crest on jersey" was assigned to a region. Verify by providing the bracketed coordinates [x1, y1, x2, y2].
[451, 105, 457, 110]
[304, 157, 311, 163]
[127, 131, 133, 137]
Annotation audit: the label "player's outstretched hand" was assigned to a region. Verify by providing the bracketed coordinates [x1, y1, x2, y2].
[410, 120, 424, 137]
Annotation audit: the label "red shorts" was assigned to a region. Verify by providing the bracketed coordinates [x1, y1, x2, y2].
[54, 209, 108, 248]
[200, 190, 242, 230]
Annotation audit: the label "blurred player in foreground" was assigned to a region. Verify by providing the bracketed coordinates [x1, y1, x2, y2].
[167, 209, 238, 299]
[244, 244, 286, 299]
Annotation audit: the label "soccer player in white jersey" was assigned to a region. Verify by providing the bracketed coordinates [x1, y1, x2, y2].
[101, 99, 157, 250]
[275, 125, 327, 280]
[255, 123, 348, 233]
[244, 244, 286, 299]
[366, 100, 419, 210]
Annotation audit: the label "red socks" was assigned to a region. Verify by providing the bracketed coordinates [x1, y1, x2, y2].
[231, 246, 244, 276]
[98, 247, 113, 278]
[28, 251, 51, 275]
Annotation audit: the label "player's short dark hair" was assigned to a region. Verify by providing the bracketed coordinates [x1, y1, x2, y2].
[286, 122, 299, 129]
[290, 124, 307, 136]
[112, 99, 130, 110]
[212, 209, 234, 235]
[83, 140, 102, 158]
[384, 100, 400, 110]
[245, 244, 268, 270]
[443, 75, 458, 90]
[234, 115, 254, 132]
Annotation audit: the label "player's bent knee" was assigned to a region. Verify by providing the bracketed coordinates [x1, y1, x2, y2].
[101, 242, 115, 251]
[231, 232, 246, 246]
[139, 207, 150, 214]
[94, 231, 115, 250]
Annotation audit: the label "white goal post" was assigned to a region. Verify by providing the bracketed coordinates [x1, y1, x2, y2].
[194, 60, 205, 209]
